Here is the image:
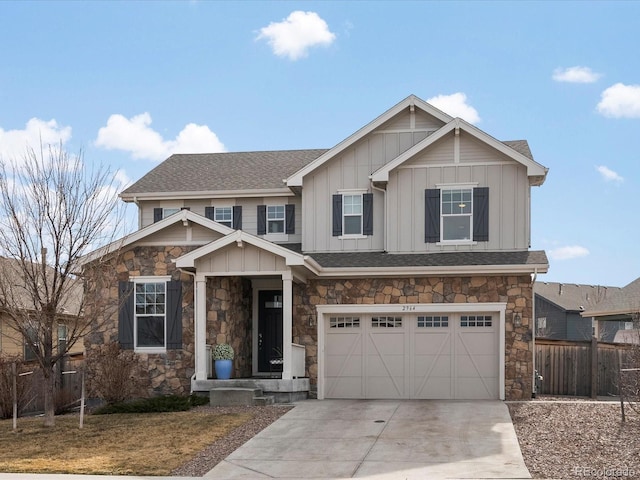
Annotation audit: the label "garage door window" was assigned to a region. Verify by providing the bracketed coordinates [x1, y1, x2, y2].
[460, 315, 492, 327]
[417, 315, 449, 328]
[372, 316, 402, 328]
[330, 317, 360, 328]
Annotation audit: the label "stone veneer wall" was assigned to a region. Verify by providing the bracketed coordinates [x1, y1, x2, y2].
[85, 246, 196, 396]
[206, 277, 252, 378]
[292, 275, 534, 400]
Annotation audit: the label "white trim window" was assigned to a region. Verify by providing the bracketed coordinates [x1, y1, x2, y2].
[441, 188, 472, 241]
[134, 281, 167, 350]
[214, 206, 233, 227]
[267, 205, 285, 234]
[163, 208, 180, 218]
[343, 194, 363, 236]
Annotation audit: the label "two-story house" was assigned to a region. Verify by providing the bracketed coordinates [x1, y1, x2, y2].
[82, 95, 548, 401]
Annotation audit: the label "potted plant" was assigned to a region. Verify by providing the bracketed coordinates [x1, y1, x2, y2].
[212, 343, 234, 380]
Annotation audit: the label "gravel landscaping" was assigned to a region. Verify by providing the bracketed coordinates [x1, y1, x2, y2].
[508, 397, 640, 479]
[171, 404, 292, 477]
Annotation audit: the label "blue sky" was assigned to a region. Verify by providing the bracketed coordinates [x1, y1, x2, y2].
[1, 1, 639, 287]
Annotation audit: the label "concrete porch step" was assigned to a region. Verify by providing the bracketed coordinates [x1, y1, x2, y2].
[253, 395, 275, 406]
[210, 387, 275, 406]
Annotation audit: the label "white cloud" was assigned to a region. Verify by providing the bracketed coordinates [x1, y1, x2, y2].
[552, 66, 601, 83]
[0, 118, 72, 160]
[596, 165, 624, 183]
[597, 83, 640, 118]
[95, 113, 225, 161]
[427, 93, 481, 124]
[256, 11, 336, 60]
[548, 245, 590, 261]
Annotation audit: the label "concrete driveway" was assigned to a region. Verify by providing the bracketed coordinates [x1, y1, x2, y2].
[205, 399, 530, 479]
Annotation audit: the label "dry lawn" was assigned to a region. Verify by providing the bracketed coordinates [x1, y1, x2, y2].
[509, 399, 640, 479]
[0, 410, 251, 475]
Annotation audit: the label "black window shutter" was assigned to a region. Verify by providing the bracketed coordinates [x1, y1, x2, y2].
[285, 204, 295, 234]
[473, 187, 489, 242]
[153, 208, 163, 223]
[257, 205, 266, 235]
[232, 206, 242, 229]
[204, 206, 214, 220]
[118, 281, 134, 350]
[425, 189, 440, 243]
[332, 194, 342, 237]
[363, 193, 373, 236]
[166, 280, 183, 350]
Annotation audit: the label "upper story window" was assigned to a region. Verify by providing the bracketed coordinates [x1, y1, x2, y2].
[425, 186, 489, 244]
[153, 207, 189, 223]
[441, 188, 472, 241]
[343, 194, 363, 235]
[257, 204, 295, 236]
[214, 207, 233, 227]
[205, 206, 242, 229]
[118, 277, 183, 353]
[267, 206, 285, 233]
[332, 192, 373, 238]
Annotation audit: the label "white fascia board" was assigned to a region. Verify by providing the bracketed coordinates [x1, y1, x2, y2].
[120, 188, 294, 202]
[78, 210, 234, 266]
[174, 230, 307, 268]
[370, 118, 548, 184]
[286, 95, 452, 187]
[581, 308, 637, 318]
[312, 263, 549, 278]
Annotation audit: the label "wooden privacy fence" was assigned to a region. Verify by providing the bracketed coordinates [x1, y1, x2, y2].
[535, 337, 635, 397]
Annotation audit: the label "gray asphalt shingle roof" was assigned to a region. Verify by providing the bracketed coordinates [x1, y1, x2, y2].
[582, 277, 640, 316]
[121, 149, 329, 195]
[302, 249, 548, 269]
[121, 139, 532, 195]
[535, 282, 620, 312]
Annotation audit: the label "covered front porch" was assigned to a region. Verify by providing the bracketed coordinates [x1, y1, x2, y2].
[174, 231, 315, 399]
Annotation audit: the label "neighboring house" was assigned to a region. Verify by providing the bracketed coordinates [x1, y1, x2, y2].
[82, 95, 549, 400]
[534, 282, 617, 341]
[582, 277, 640, 342]
[0, 257, 84, 361]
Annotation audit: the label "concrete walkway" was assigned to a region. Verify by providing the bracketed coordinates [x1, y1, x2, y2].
[205, 399, 531, 479]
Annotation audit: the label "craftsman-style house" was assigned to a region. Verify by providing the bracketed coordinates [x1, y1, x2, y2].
[82, 95, 548, 400]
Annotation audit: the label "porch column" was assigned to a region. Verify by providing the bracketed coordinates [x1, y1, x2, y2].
[195, 277, 208, 381]
[282, 270, 293, 380]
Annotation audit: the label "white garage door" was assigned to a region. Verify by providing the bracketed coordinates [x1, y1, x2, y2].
[324, 312, 499, 399]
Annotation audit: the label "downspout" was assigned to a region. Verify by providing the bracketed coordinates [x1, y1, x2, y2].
[531, 268, 539, 397]
[179, 268, 198, 394]
[133, 196, 142, 230]
[371, 183, 387, 252]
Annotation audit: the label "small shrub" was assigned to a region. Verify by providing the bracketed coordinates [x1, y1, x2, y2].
[85, 343, 146, 405]
[93, 394, 209, 415]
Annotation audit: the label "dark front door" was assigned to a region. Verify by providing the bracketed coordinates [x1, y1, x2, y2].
[258, 290, 283, 373]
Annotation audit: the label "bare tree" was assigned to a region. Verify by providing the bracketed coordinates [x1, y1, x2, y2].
[0, 143, 124, 427]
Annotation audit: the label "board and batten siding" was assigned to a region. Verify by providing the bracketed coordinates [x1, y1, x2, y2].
[387, 131, 531, 253]
[194, 243, 288, 274]
[302, 109, 438, 252]
[139, 196, 302, 244]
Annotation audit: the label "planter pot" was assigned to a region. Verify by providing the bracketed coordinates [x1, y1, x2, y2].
[214, 359, 233, 379]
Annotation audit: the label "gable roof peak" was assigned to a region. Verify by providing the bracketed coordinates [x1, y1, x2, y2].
[286, 95, 453, 187]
